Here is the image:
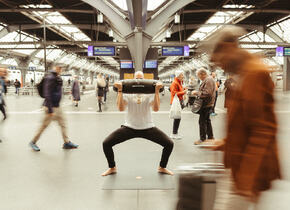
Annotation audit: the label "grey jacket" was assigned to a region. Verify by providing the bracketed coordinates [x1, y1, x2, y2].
[198, 76, 216, 108]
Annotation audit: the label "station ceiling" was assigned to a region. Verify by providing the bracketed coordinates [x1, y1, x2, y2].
[0, 0, 289, 75]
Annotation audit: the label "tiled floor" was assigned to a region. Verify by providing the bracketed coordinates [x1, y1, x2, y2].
[0, 89, 289, 210]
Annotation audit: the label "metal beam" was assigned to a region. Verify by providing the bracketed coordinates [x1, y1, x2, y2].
[0, 40, 288, 47]
[153, 23, 265, 42]
[146, 0, 196, 37]
[82, 0, 131, 37]
[0, 8, 96, 13]
[182, 8, 290, 15]
[4, 23, 125, 42]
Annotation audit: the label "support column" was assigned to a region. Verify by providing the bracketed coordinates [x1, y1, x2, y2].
[283, 57, 290, 91]
[90, 71, 94, 85]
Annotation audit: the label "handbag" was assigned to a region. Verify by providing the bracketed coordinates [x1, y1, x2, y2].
[191, 96, 203, 114]
[170, 95, 182, 119]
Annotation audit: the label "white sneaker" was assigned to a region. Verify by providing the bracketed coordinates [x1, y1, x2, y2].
[175, 134, 182, 140]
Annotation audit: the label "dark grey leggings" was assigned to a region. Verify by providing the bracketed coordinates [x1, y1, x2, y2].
[103, 126, 174, 168]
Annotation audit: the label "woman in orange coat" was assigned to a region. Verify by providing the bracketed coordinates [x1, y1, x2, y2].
[169, 70, 187, 139]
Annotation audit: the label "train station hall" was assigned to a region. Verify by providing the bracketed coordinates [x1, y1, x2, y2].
[0, 0, 290, 210]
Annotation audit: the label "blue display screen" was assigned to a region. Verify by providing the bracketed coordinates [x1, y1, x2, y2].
[162, 46, 184, 56]
[93, 46, 115, 56]
[88, 46, 94, 56]
[120, 60, 133, 69]
[184, 46, 190, 56]
[284, 47, 290, 56]
[276, 46, 284, 57]
[144, 60, 157, 68]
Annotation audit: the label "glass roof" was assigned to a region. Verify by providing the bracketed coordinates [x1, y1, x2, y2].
[21, 4, 91, 43]
[111, 0, 165, 11]
[268, 15, 290, 43]
[187, 4, 254, 41]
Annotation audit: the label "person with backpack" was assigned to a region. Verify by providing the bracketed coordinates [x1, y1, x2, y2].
[96, 73, 106, 112]
[29, 66, 78, 152]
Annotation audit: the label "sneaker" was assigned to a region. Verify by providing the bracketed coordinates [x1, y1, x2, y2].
[175, 134, 182, 140]
[63, 141, 78, 149]
[194, 140, 204, 145]
[210, 112, 217, 116]
[170, 134, 177, 139]
[29, 141, 40, 151]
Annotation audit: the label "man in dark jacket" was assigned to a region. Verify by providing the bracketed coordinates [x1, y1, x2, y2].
[29, 66, 78, 151]
[192, 68, 216, 145]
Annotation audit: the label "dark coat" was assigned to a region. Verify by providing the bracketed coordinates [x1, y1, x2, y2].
[43, 71, 63, 113]
[72, 80, 80, 101]
[225, 60, 281, 196]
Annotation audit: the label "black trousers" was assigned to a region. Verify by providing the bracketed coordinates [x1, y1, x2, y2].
[212, 91, 218, 113]
[0, 104, 6, 119]
[103, 126, 174, 168]
[199, 107, 214, 141]
[173, 119, 181, 134]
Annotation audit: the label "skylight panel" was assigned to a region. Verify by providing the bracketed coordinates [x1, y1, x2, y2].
[0, 58, 18, 66]
[111, 0, 127, 10]
[148, 0, 165, 11]
[269, 17, 290, 42]
[187, 4, 254, 41]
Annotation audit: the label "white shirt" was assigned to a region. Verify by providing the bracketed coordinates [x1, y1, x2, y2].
[123, 94, 155, 130]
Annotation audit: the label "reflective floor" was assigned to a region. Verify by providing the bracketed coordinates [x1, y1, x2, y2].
[0, 89, 289, 210]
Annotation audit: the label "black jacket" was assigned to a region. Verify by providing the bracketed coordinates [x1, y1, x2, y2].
[43, 71, 63, 113]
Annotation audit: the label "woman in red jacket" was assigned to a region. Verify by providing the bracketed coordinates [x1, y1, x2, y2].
[170, 70, 187, 139]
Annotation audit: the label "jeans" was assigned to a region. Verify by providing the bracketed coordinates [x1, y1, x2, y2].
[199, 107, 214, 141]
[173, 119, 181, 134]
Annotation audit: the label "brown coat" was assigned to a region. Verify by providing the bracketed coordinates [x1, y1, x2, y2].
[224, 59, 281, 196]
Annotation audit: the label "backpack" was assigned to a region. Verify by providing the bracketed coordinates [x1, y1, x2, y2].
[36, 77, 45, 98]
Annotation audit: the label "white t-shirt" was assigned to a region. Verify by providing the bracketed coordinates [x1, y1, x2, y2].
[123, 94, 155, 130]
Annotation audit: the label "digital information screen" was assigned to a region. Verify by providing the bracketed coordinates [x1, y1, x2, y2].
[284, 47, 290, 56]
[120, 60, 133, 69]
[93, 46, 115, 56]
[88, 46, 94, 56]
[144, 60, 157, 68]
[184, 46, 190, 56]
[162, 46, 190, 56]
[162, 46, 184, 56]
[276, 46, 284, 57]
[88, 46, 115, 56]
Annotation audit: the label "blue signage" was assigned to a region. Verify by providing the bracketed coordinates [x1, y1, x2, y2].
[93, 46, 115, 56]
[88, 46, 115, 56]
[144, 60, 157, 68]
[120, 60, 133, 69]
[88, 46, 93, 56]
[284, 47, 290, 56]
[184, 46, 190, 56]
[162, 46, 184, 56]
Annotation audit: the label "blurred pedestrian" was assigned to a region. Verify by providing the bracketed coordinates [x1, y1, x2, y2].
[208, 26, 281, 209]
[192, 69, 216, 145]
[210, 72, 221, 116]
[104, 75, 109, 103]
[224, 74, 236, 109]
[14, 79, 21, 95]
[170, 70, 187, 139]
[96, 73, 106, 112]
[0, 68, 7, 120]
[29, 66, 78, 152]
[71, 75, 81, 107]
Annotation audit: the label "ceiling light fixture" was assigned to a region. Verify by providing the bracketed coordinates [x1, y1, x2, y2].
[174, 13, 180, 24]
[97, 13, 103, 23]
